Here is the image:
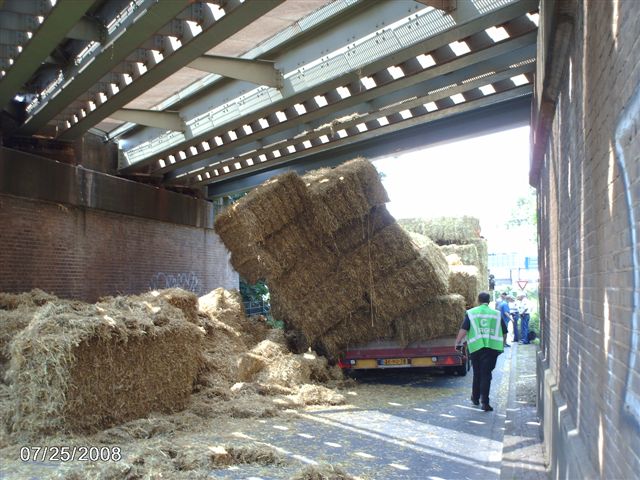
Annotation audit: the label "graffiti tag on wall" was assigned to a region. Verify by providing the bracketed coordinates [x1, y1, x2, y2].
[150, 272, 202, 295]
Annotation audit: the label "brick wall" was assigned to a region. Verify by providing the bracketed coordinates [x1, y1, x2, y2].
[0, 193, 238, 302]
[535, 0, 640, 478]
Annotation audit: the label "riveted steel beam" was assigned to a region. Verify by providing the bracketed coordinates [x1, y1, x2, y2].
[106, 0, 383, 143]
[189, 55, 283, 88]
[16, 0, 190, 135]
[66, 16, 107, 42]
[178, 59, 535, 186]
[166, 43, 535, 184]
[202, 86, 532, 190]
[206, 94, 532, 196]
[120, 0, 538, 175]
[0, 0, 97, 110]
[156, 27, 537, 179]
[110, 108, 185, 132]
[52, 0, 284, 141]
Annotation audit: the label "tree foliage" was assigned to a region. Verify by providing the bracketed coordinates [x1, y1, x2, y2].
[505, 189, 537, 229]
[239, 278, 269, 303]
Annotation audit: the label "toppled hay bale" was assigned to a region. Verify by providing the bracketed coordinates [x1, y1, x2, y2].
[370, 246, 450, 321]
[405, 230, 432, 249]
[0, 307, 39, 378]
[271, 221, 449, 350]
[440, 240, 488, 291]
[237, 353, 267, 382]
[199, 287, 245, 320]
[317, 309, 395, 359]
[324, 204, 395, 256]
[469, 237, 489, 290]
[0, 289, 57, 310]
[251, 339, 287, 359]
[292, 464, 357, 480]
[448, 265, 481, 308]
[199, 288, 269, 345]
[440, 243, 479, 266]
[197, 288, 270, 388]
[347, 223, 421, 279]
[446, 253, 463, 265]
[256, 354, 313, 387]
[394, 294, 465, 347]
[220, 444, 287, 467]
[63, 442, 287, 480]
[214, 172, 309, 246]
[230, 245, 267, 285]
[7, 295, 204, 435]
[292, 384, 345, 406]
[304, 158, 388, 234]
[0, 290, 57, 375]
[213, 159, 462, 357]
[214, 173, 310, 283]
[154, 288, 199, 323]
[399, 216, 481, 244]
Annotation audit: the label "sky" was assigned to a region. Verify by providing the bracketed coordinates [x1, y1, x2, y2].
[372, 125, 537, 254]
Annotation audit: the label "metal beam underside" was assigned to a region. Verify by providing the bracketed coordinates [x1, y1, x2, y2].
[110, 108, 185, 132]
[188, 83, 533, 187]
[119, 0, 538, 175]
[17, 0, 190, 135]
[66, 16, 107, 42]
[166, 37, 536, 184]
[0, 0, 96, 110]
[415, 0, 457, 13]
[54, 0, 284, 141]
[206, 92, 532, 197]
[107, 0, 418, 143]
[189, 55, 282, 88]
[1, 0, 51, 17]
[159, 28, 537, 182]
[0, 12, 41, 32]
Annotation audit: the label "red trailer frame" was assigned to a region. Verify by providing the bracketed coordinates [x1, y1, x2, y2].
[337, 337, 470, 376]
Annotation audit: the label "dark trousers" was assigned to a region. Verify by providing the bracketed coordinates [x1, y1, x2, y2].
[470, 348, 501, 406]
[520, 313, 530, 344]
[511, 312, 519, 342]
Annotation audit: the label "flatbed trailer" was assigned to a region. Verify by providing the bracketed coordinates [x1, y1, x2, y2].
[337, 337, 470, 376]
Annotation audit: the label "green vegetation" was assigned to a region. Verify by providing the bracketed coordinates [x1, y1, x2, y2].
[239, 278, 269, 304]
[239, 278, 284, 329]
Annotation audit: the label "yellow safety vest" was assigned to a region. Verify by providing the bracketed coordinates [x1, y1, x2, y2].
[466, 304, 504, 354]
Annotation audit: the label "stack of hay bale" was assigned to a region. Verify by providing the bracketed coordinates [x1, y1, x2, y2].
[398, 216, 488, 309]
[215, 158, 466, 358]
[3, 290, 204, 435]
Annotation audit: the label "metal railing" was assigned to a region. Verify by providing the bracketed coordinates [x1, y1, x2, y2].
[243, 299, 270, 318]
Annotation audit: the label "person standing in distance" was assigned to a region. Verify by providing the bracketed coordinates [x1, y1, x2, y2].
[508, 295, 519, 343]
[455, 292, 508, 412]
[518, 293, 531, 344]
[499, 291, 513, 347]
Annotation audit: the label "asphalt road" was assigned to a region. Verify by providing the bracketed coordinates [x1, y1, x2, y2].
[0, 353, 512, 480]
[212, 353, 511, 479]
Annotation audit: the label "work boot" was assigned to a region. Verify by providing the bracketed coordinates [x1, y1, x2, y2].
[470, 396, 480, 406]
[481, 404, 494, 412]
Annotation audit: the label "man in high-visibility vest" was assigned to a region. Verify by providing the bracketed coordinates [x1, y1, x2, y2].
[455, 291, 508, 412]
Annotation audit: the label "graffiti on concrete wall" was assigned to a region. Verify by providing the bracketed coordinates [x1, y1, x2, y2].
[614, 84, 640, 425]
[150, 271, 202, 295]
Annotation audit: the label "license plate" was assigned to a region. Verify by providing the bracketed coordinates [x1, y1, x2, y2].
[383, 358, 408, 366]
